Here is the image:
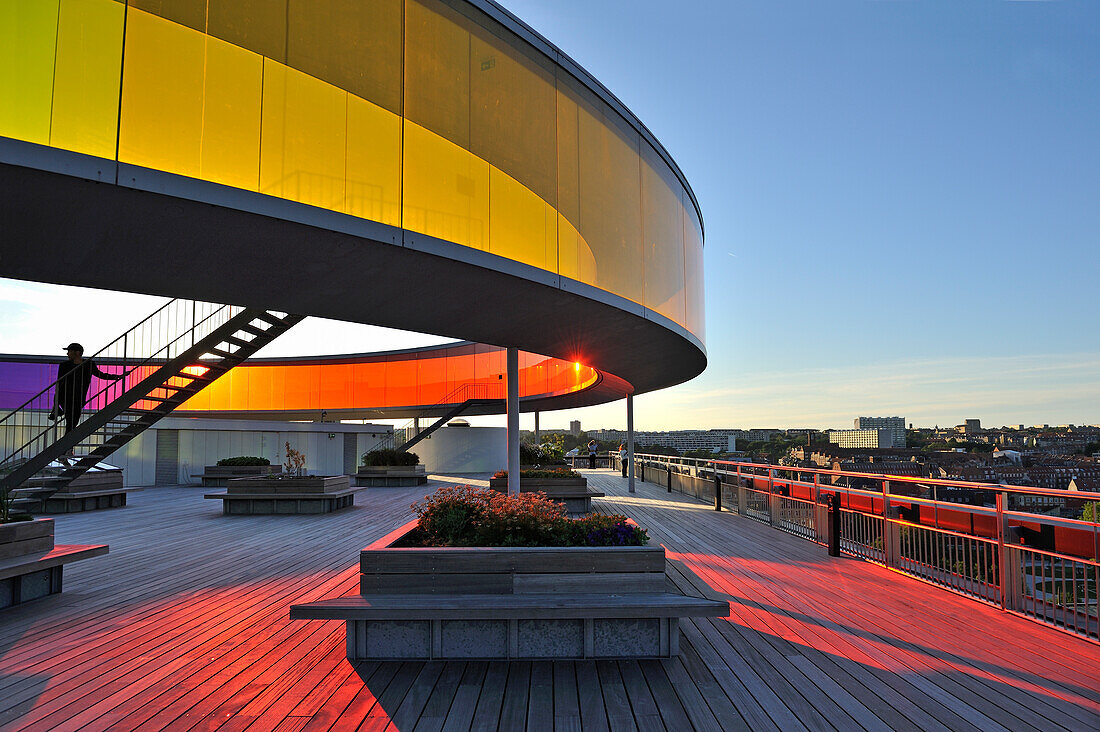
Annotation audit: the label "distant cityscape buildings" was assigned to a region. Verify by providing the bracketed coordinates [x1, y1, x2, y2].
[589, 429, 738, 453]
[854, 416, 907, 447]
[829, 428, 899, 449]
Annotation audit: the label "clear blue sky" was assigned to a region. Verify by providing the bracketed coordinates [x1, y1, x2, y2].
[2, 0, 1097, 431]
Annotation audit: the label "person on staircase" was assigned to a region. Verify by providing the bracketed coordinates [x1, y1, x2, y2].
[49, 343, 123, 435]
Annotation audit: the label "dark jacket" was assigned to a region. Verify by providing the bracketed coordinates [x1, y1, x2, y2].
[55, 359, 117, 407]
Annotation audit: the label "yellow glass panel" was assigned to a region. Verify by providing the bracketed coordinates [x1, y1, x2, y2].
[346, 94, 401, 227]
[555, 83, 580, 232]
[641, 146, 686, 325]
[207, 0, 286, 63]
[405, 0, 470, 149]
[557, 214, 596, 285]
[578, 103, 644, 305]
[684, 195, 706, 342]
[200, 37, 262, 190]
[259, 60, 347, 212]
[118, 9, 204, 177]
[489, 167, 555, 271]
[128, 0, 206, 33]
[287, 0, 402, 115]
[0, 0, 59, 146]
[470, 31, 556, 206]
[50, 0, 124, 159]
[402, 120, 488, 251]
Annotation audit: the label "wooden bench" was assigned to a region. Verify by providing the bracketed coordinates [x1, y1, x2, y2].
[290, 520, 729, 660]
[0, 519, 108, 609]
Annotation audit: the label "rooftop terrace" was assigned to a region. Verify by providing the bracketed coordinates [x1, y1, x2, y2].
[1, 470, 1098, 731]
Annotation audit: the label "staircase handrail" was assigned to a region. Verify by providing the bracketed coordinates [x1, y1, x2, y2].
[0, 300, 237, 424]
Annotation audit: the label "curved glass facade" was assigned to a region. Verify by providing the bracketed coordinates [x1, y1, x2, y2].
[0, 0, 704, 342]
[0, 345, 600, 414]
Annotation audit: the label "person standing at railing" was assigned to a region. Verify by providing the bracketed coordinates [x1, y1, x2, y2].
[619, 443, 628, 477]
[587, 439, 599, 469]
[48, 343, 123, 435]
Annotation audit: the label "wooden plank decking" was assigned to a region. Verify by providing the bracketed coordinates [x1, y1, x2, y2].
[0, 471, 1097, 731]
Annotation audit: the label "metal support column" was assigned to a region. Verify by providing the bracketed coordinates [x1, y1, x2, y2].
[506, 347, 520, 495]
[627, 394, 635, 493]
[534, 411, 539, 446]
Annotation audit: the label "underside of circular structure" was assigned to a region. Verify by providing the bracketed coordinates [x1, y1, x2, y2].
[0, 0, 706, 409]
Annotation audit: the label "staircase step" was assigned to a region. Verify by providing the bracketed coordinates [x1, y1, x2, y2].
[238, 323, 269, 337]
[253, 311, 290, 326]
[222, 335, 254, 349]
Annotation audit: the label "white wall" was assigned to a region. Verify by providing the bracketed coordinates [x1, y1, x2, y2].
[413, 425, 506, 474]
[97, 418, 391, 486]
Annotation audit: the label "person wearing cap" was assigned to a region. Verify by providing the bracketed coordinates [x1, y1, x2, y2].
[49, 343, 123, 435]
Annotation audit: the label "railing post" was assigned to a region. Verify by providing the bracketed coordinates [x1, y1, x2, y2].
[883, 479, 898, 569]
[737, 465, 746, 515]
[767, 468, 776, 525]
[997, 491, 1008, 610]
[666, 465, 672, 493]
[713, 467, 722, 511]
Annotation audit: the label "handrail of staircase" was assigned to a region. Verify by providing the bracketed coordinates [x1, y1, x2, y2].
[392, 381, 505, 446]
[0, 300, 245, 469]
[0, 300, 240, 425]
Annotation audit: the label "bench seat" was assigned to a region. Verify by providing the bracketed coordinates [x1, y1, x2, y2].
[0, 544, 109, 609]
[291, 591, 727, 621]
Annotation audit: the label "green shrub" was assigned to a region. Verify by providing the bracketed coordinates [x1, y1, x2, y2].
[520, 442, 566, 465]
[493, 468, 581, 480]
[408, 485, 648, 547]
[216, 456, 270, 467]
[363, 448, 420, 467]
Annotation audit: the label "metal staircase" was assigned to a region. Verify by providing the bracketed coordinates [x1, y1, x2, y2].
[396, 383, 505, 453]
[0, 300, 303, 510]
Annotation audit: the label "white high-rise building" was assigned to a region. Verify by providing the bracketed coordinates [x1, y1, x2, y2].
[830, 428, 897, 449]
[854, 417, 906, 448]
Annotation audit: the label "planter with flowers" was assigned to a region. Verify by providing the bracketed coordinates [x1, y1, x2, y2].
[291, 486, 727, 660]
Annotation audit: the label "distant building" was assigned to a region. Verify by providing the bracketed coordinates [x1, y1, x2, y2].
[956, 419, 982, 435]
[854, 417, 906, 447]
[569, 420, 581, 436]
[830, 428, 897, 449]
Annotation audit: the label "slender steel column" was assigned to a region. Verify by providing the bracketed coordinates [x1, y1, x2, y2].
[534, 411, 540, 445]
[627, 394, 635, 493]
[507, 346, 520, 494]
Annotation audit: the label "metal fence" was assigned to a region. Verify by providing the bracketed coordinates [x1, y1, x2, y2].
[632, 454, 1100, 643]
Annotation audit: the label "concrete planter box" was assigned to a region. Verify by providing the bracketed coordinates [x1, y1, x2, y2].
[488, 475, 604, 514]
[0, 518, 108, 609]
[19, 468, 130, 513]
[205, 475, 358, 514]
[291, 520, 729, 660]
[354, 464, 428, 487]
[200, 464, 282, 487]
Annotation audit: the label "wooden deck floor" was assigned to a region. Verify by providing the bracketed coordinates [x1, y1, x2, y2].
[0, 470, 1097, 731]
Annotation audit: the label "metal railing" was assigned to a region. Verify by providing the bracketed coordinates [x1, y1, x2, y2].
[631, 453, 1100, 643]
[382, 382, 506, 450]
[0, 299, 244, 470]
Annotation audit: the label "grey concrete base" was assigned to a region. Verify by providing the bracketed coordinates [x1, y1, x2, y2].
[353, 475, 429, 487]
[0, 566, 62, 610]
[41, 492, 127, 513]
[344, 616, 679, 660]
[209, 492, 356, 515]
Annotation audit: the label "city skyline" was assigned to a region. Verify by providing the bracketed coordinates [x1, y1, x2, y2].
[2, 0, 1098, 431]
